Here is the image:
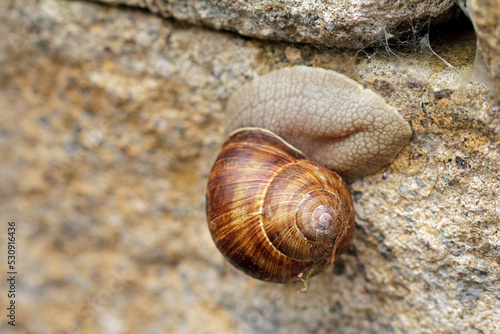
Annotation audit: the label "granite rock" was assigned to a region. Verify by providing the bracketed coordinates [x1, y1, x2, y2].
[96, 0, 458, 48]
[1, 0, 499, 333]
[456, 0, 500, 102]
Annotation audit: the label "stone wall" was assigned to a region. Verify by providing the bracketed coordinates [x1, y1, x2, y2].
[1, 0, 498, 333]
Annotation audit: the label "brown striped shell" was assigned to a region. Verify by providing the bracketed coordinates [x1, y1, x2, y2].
[206, 128, 355, 283]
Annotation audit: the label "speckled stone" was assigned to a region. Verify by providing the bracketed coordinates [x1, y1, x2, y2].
[96, 0, 458, 48]
[457, 0, 500, 102]
[1, 0, 499, 333]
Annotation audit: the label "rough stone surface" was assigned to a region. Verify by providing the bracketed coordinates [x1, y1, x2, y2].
[96, 0, 458, 48]
[457, 0, 500, 102]
[1, 0, 499, 333]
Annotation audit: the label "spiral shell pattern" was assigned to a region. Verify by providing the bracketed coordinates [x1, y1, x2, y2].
[206, 128, 355, 283]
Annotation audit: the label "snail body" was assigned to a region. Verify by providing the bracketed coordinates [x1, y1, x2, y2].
[226, 66, 412, 182]
[206, 66, 412, 283]
[206, 128, 355, 283]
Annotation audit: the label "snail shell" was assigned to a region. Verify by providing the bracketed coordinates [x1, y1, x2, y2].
[207, 66, 412, 283]
[206, 127, 355, 283]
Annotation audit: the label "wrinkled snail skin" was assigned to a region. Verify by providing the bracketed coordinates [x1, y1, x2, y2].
[207, 66, 412, 283]
[225, 66, 413, 183]
[206, 128, 355, 283]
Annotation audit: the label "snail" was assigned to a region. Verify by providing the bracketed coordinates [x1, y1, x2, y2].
[206, 66, 412, 283]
